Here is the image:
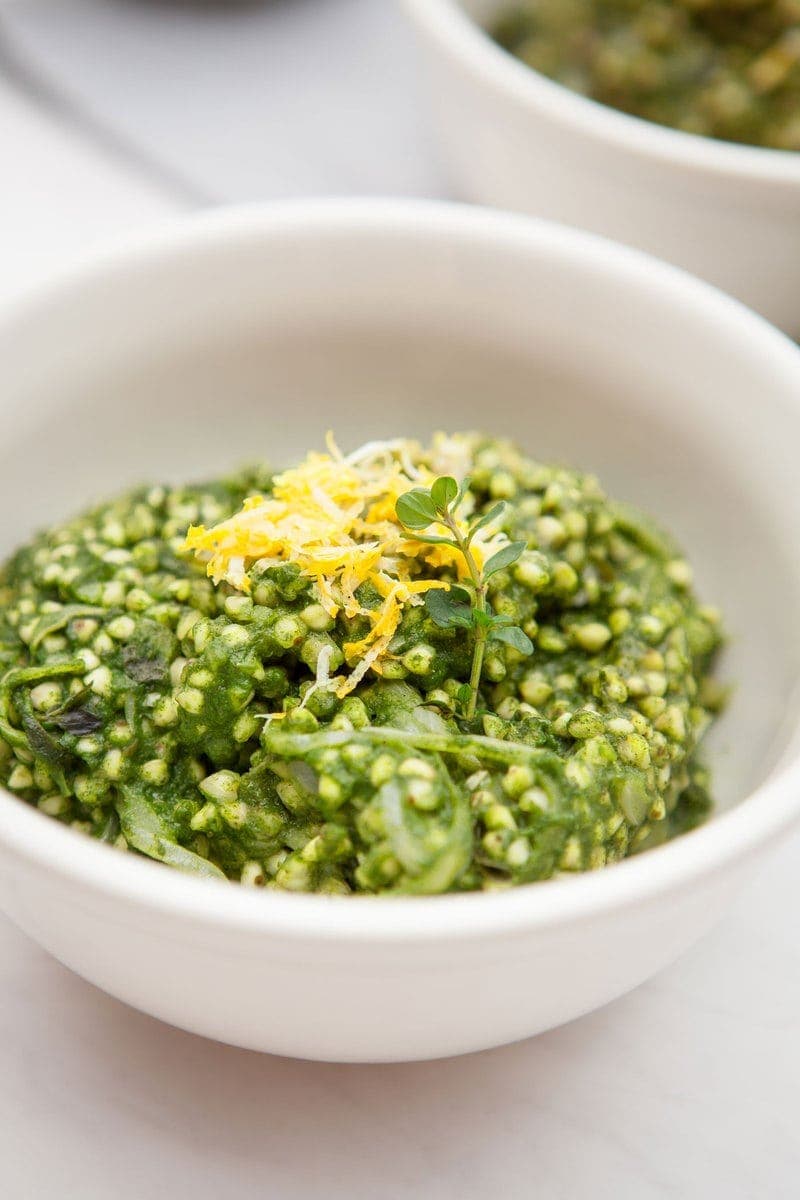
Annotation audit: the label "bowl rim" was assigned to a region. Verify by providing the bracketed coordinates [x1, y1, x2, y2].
[1, 197, 800, 944]
[401, 0, 800, 189]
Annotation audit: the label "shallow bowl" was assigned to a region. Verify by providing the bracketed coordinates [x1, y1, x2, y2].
[0, 200, 799, 1061]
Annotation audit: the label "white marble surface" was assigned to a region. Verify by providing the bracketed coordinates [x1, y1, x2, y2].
[0, 3, 798, 1197]
[0, 0, 448, 205]
[0, 85, 179, 304]
[1, 836, 799, 1200]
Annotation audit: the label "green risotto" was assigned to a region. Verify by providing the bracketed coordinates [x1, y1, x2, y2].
[492, 0, 800, 151]
[0, 434, 723, 894]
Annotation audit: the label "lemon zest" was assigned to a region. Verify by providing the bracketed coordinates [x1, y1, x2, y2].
[183, 435, 507, 695]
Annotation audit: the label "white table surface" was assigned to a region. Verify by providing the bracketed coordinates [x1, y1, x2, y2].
[0, 4, 797, 1197]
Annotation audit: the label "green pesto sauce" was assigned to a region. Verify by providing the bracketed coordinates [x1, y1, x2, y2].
[0, 437, 724, 894]
[492, 0, 800, 151]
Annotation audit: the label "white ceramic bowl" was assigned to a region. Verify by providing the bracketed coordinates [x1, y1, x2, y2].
[401, 0, 800, 335]
[1, 200, 800, 1063]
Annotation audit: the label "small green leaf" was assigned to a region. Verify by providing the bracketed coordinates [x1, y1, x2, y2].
[453, 475, 472, 511]
[491, 625, 534, 655]
[456, 683, 472, 707]
[425, 589, 474, 629]
[483, 541, 526, 578]
[430, 476, 458, 514]
[396, 488, 437, 530]
[467, 501, 507, 542]
[400, 531, 456, 547]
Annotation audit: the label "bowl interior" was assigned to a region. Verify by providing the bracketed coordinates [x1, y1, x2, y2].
[1, 207, 799, 824]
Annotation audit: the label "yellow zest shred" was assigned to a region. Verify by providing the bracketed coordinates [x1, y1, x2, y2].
[183, 434, 509, 697]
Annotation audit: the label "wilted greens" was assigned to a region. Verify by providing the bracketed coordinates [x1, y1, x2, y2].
[0, 434, 724, 894]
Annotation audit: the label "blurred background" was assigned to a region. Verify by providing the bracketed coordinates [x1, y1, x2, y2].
[0, 0, 446, 299]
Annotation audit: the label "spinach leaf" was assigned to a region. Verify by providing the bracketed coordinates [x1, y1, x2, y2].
[20, 710, 75, 771]
[53, 707, 103, 736]
[118, 786, 226, 880]
[121, 620, 177, 684]
[28, 605, 104, 651]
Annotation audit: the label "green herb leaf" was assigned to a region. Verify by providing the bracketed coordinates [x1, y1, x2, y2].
[425, 589, 474, 629]
[456, 683, 472, 707]
[467, 501, 507, 542]
[491, 625, 534, 655]
[430, 476, 458, 514]
[399, 531, 456, 547]
[453, 475, 472, 511]
[397, 481, 525, 719]
[396, 488, 437, 530]
[483, 541, 526, 578]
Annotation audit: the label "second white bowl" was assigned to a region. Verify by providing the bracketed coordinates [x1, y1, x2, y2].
[401, 0, 800, 335]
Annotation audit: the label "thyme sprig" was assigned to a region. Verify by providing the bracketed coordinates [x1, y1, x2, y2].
[396, 477, 533, 719]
